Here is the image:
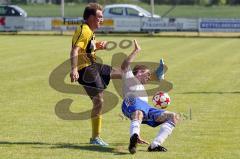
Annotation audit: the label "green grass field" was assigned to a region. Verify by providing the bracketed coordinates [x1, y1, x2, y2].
[0, 35, 240, 159]
[19, 3, 240, 18]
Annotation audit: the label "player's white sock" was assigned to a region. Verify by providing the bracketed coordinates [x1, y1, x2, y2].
[151, 121, 175, 148]
[130, 119, 141, 137]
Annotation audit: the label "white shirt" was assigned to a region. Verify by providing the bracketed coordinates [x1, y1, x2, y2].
[122, 67, 148, 103]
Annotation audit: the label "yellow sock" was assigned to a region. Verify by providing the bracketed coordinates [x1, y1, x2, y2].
[91, 115, 102, 138]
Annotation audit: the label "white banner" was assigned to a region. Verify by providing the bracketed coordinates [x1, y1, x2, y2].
[51, 17, 82, 31]
[0, 16, 25, 31]
[24, 17, 52, 30]
[114, 17, 141, 32]
[98, 18, 141, 32]
[141, 17, 198, 31]
[199, 19, 240, 32]
[2, 16, 240, 33]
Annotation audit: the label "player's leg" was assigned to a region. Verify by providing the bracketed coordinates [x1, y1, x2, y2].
[87, 64, 121, 146]
[81, 85, 108, 146]
[128, 110, 143, 154]
[89, 91, 109, 146]
[90, 63, 112, 146]
[155, 59, 166, 80]
[150, 59, 167, 81]
[149, 59, 173, 92]
[148, 111, 180, 152]
[122, 98, 151, 153]
[91, 91, 103, 135]
[78, 64, 110, 146]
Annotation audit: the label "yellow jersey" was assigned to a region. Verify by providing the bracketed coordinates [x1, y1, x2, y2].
[72, 23, 96, 70]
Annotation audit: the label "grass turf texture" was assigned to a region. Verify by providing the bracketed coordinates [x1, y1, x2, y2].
[19, 4, 240, 18]
[0, 35, 240, 159]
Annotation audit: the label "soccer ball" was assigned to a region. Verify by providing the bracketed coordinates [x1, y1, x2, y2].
[152, 91, 171, 109]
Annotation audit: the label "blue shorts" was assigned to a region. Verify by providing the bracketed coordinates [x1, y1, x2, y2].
[122, 97, 165, 127]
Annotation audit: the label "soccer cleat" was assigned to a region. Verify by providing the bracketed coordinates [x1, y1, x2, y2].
[148, 145, 168, 152]
[89, 137, 109, 147]
[128, 133, 139, 154]
[156, 59, 165, 80]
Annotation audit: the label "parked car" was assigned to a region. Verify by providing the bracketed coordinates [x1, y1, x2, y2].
[103, 4, 160, 18]
[0, 5, 27, 17]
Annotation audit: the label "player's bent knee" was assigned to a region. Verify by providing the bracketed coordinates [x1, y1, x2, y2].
[173, 113, 180, 124]
[131, 110, 143, 120]
[92, 93, 104, 104]
[170, 113, 180, 125]
[164, 112, 179, 125]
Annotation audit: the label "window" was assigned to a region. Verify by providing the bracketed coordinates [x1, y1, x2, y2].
[0, 7, 7, 16]
[0, 7, 20, 16]
[126, 8, 139, 16]
[0, 5, 26, 17]
[109, 7, 123, 15]
[6, 8, 20, 16]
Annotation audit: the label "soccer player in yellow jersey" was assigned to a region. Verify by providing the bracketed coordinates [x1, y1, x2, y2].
[70, 3, 121, 146]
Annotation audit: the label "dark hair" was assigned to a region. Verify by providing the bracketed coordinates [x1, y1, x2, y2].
[132, 65, 149, 75]
[83, 3, 103, 20]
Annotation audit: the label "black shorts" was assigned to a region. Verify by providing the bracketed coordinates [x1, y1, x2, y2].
[78, 63, 112, 98]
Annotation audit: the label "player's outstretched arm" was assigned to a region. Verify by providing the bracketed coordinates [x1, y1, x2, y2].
[121, 40, 141, 72]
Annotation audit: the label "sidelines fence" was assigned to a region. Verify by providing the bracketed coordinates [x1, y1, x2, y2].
[1, 16, 240, 32]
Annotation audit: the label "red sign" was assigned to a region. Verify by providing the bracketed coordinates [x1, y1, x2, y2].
[0, 17, 6, 25]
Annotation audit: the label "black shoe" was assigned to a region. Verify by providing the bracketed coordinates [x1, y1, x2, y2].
[148, 145, 168, 152]
[128, 133, 139, 154]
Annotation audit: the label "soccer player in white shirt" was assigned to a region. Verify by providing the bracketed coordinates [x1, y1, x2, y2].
[121, 40, 180, 154]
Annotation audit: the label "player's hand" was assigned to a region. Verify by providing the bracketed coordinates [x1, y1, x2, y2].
[70, 68, 79, 82]
[96, 41, 107, 50]
[133, 39, 141, 53]
[137, 136, 149, 145]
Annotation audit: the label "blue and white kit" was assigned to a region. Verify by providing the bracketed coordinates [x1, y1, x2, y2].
[121, 66, 165, 127]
